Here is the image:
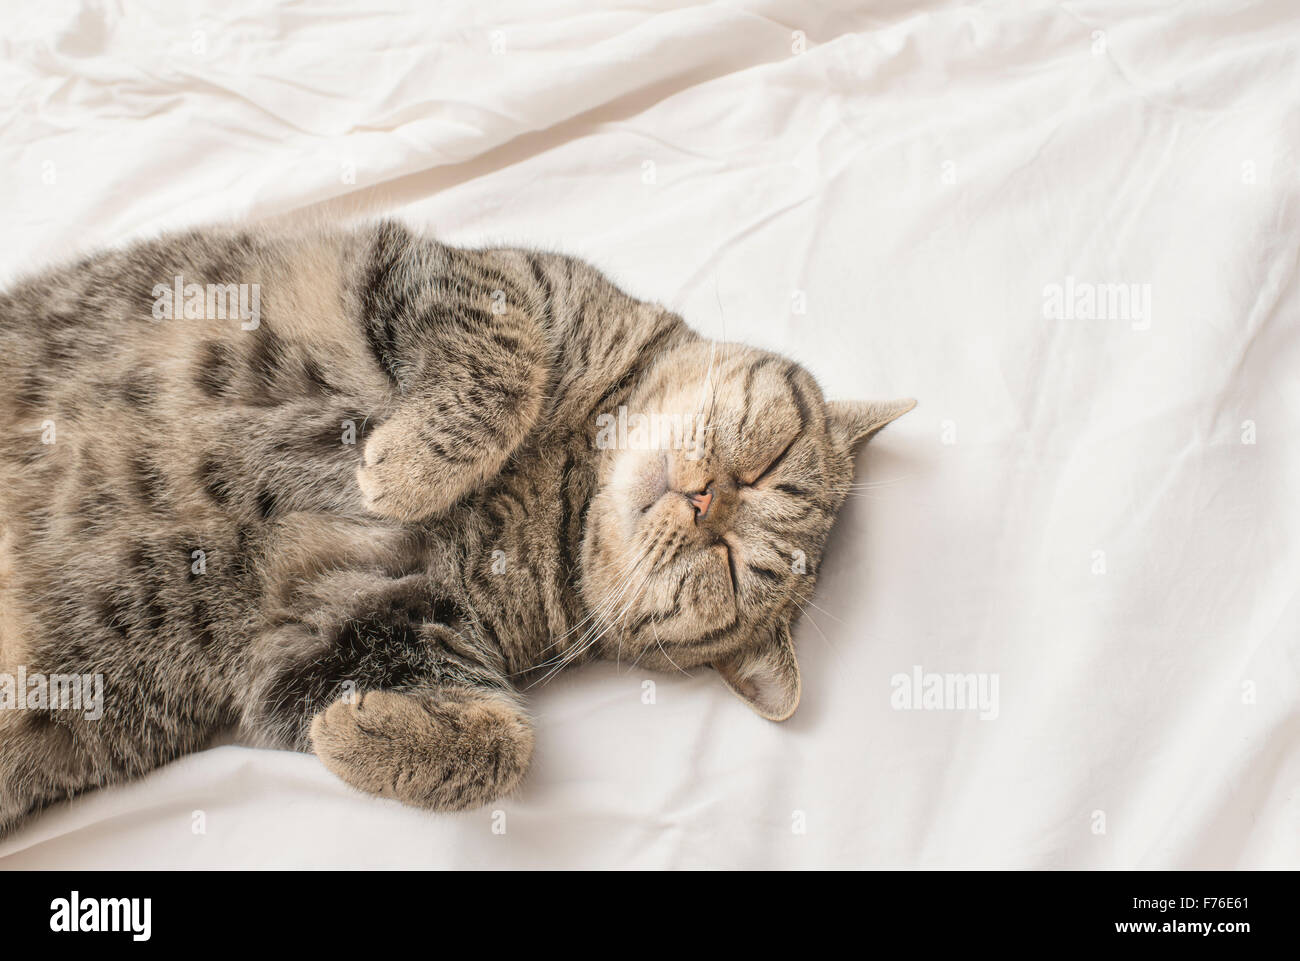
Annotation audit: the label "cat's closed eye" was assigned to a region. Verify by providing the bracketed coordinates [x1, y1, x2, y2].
[742, 435, 800, 487]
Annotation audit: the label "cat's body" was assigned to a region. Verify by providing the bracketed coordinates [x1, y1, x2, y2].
[0, 221, 911, 835]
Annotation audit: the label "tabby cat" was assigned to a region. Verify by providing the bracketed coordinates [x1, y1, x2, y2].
[0, 221, 912, 835]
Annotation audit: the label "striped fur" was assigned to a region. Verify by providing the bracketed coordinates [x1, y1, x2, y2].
[0, 220, 912, 833]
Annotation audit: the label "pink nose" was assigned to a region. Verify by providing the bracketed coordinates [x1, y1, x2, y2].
[690, 488, 714, 518]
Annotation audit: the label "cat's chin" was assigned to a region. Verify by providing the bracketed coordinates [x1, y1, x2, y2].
[580, 519, 738, 654]
[631, 543, 738, 648]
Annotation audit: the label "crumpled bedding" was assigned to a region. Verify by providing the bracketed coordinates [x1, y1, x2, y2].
[1, 0, 1297, 869]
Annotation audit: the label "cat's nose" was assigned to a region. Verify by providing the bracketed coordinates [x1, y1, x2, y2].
[689, 486, 714, 518]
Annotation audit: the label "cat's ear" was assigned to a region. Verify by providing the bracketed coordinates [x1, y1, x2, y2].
[826, 398, 916, 450]
[713, 620, 801, 721]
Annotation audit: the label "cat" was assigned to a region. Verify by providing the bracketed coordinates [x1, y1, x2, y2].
[0, 220, 913, 835]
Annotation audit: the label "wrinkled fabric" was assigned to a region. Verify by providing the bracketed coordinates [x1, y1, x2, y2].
[1, 0, 1296, 869]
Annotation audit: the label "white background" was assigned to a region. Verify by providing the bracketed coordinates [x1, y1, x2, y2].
[0, 0, 1296, 868]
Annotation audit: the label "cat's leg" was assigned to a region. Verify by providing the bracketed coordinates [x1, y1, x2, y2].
[0, 645, 221, 838]
[0, 707, 179, 839]
[353, 228, 553, 522]
[238, 573, 534, 811]
[0, 691, 229, 838]
[0, 712, 98, 837]
[309, 685, 533, 812]
[355, 366, 546, 522]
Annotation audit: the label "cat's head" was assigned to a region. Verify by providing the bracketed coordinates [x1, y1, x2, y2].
[579, 339, 913, 720]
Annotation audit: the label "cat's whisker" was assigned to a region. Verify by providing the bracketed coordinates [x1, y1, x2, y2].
[688, 336, 738, 457]
[569, 553, 661, 666]
[792, 598, 845, 665]
[625, 627, 657, 673]
[832, 476, 912, 492]
[842, 480, 909, 491]
[575, 538, 661, 639]
[835, 490, 924, 504]
[798, 596, 844, 626]
[651, 623, 692, 677]
[535, 536, 660, 653]
[525, 531, 665, 684]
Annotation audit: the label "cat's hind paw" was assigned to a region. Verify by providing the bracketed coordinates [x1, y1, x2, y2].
[309, 688, 533, 812]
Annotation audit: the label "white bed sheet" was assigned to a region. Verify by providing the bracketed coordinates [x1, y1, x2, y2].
[1, 0, 1297, 869]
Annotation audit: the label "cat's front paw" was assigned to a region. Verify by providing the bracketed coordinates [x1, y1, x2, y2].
[309, 688, 533, 812]
[356, 417, 467, 521]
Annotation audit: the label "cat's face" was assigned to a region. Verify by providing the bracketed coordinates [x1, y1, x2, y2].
[579, 340, 913, 719]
